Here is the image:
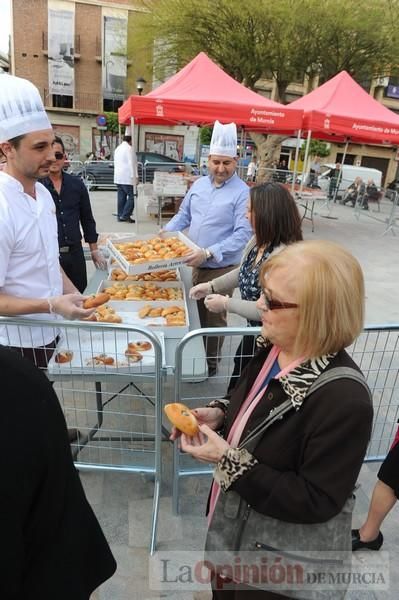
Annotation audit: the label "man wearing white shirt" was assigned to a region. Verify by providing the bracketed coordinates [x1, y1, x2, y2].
[113, 131, 136, 223]
[0, 74, 93, 367]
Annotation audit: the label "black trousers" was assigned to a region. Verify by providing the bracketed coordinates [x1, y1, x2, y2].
[59, 244, 87, 293]
[9, 337, 58, 370]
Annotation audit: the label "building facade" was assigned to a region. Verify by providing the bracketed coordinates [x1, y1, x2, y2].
[11, 0, 151, 159]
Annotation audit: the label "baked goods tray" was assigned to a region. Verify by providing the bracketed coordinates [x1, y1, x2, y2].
[108, 266, 181, 283]
[106, 231, 199, 274]
[96, 300, 189, 338]
[97, 280, 186, 303]
[47, 328, 165, 375]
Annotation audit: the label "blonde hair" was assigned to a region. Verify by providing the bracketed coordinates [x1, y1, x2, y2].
[260, 240, 365, 357]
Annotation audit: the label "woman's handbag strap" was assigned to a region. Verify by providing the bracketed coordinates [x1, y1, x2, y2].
[240, 366, 371, 452]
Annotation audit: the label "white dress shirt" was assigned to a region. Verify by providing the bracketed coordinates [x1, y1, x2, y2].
[0, 172, 63, 347]
[113, 141, 136, 185]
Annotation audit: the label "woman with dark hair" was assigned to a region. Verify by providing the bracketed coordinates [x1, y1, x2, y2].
[190, 182, 303, 391]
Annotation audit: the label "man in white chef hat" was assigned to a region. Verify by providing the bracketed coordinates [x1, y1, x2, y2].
[0, 75, 117, 598]
[163, 120, 252, 376]
[0, 74, 94, 367]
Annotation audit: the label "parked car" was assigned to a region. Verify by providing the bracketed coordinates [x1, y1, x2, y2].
[73, 152, 193, 189]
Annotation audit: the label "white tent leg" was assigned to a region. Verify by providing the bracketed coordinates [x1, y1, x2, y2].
[291, 129, 302, 194]
[299, 130, 312, 193]
[130, 116, 139, 235]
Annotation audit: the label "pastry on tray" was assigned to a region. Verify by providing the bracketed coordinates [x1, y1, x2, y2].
[103, 282, 183, 301]
[84, 305, 123, 323]
[137, 304, 186, 326]
[110, 267, 178, 282]
[54, 350, 73, 364]
[113, 237, 191, 264]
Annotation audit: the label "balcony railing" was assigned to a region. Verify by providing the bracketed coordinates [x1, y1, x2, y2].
[42, 89, 102, 113]
[41, 32, 81, 56]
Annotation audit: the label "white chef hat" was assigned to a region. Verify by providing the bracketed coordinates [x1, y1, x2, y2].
[0, 74, 51, 143]
[209, 120, 237, 158]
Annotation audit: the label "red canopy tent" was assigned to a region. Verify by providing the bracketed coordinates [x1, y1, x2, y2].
[118, 52, 302, 133]
[289, 71, 399, 144]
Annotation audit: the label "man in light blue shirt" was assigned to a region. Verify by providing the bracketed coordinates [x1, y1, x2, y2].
[163, 121, 252, 376]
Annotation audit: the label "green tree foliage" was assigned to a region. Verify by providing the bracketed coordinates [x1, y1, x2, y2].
[104, 112, 120, 134]
[300, 139, 330, 160]
[135, 0, 399, 101]
[199, 126, 212, 145]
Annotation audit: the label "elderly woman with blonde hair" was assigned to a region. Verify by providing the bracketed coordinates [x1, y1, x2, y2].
[176, 240, 373, 599]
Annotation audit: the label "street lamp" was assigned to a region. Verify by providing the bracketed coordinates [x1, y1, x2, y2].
[135, 77, 146, 151]
[136, 76, 146, 96]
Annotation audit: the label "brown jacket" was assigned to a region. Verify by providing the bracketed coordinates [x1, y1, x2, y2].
[215, 346, 373, 525]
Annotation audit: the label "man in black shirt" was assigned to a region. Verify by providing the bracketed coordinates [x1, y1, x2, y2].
[42, 137, 106, 292]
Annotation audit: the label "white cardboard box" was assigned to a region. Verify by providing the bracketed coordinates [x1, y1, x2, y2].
[106, 231, 199, 275]
[98, 300, 189, 338]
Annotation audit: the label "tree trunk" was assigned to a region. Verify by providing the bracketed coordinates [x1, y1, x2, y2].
[249, 132, 286, 182]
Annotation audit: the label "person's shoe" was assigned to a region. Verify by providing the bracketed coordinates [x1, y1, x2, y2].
[119, 217, 135, 223]
[208, 365, 218, 377]
[112, 213, 119, 217]
[351, 529, 383, 552]
[68, 428, 79, 443]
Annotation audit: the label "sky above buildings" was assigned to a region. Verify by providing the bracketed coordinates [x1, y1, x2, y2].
[0, 0, 11, 55]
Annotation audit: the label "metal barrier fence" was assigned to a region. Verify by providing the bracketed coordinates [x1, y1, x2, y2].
[68, 160, 199, 189]
[172, 325, 399, 513]
[0, 316, 164, 554]
[3, 316, 399, 540]
[354, 189, 399, 236]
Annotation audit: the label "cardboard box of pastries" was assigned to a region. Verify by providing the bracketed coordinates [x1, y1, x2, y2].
[97, 280, 185, 303]
[96, 300, 189, 337]
[106, 232, 200, 275]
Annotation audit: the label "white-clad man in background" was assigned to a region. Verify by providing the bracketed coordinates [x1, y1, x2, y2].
[113, 126, 136, 223]
[0, 74, 94, 369]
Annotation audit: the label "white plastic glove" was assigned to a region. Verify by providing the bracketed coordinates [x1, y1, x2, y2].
[204, 294, 229, 313]
[48, 293, 95, 320]
[91, 249, 107, 270]
[189, 282, 212, 300]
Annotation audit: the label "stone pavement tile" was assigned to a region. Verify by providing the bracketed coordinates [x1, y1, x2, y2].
[95, 503, 129, 546]
[101, 470, 155, 504]
[80, 470, 104, 507]
[128, 496, 183, 548]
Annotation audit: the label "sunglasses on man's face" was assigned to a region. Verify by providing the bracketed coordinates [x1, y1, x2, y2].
[54, 152, 64, 160]
[261, 290, 298, 311]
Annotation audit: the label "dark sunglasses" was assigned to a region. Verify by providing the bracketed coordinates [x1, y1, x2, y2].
[54, 152, 64, 160]
[261, 290, 298, 311]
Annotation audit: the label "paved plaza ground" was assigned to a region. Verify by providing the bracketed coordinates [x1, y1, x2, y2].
[82, 188, 399, 599]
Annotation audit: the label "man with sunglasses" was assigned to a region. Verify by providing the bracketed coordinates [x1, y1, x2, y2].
[42, 136, 106, 292]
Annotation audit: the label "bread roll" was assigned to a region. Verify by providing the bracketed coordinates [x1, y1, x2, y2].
[83, 292, 110, 309]
[55, 350, 73, 364]
[164, 403, 199, 436]
[127, 341, 152, 352]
